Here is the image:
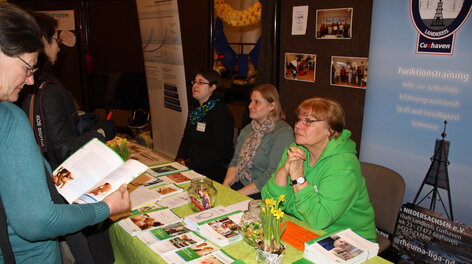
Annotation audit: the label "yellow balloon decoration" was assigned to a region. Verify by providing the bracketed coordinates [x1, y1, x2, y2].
[215, 0, 262, 27]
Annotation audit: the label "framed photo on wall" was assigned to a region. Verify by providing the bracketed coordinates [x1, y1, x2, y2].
[330, 56, 368, 89]
[316, 8, 353, 39]
[284, 53, 317, 82]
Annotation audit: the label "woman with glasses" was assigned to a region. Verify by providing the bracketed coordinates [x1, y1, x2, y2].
[176, 69, 234, 183]
[223, 84, 294, 199]
[261, 97, 376, 241]
[0, 3, 129, 263]
[20, 12, 116, 170]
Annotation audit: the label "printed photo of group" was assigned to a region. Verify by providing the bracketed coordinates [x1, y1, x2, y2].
[330, 56, 368, 89]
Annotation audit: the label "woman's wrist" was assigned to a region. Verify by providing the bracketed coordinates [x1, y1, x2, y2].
[290, 174, 304, 181]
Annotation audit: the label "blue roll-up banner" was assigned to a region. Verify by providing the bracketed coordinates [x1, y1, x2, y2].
[361, 0, 471, 262]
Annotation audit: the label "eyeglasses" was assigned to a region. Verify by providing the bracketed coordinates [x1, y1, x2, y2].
[297, 117, 323, 126]
[52, 37, 63, 46]
[191, 80, 210, 86]
[17, 56, 38, 77]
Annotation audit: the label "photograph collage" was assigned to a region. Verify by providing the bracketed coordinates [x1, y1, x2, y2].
[286, 7, 368, 89]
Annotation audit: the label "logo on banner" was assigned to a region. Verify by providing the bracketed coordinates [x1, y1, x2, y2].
[410, 0, 471, 55]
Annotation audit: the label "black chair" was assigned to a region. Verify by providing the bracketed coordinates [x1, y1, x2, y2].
[361, 162, 406, 254]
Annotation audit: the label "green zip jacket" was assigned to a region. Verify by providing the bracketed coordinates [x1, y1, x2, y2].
[261, 130, 376, 241]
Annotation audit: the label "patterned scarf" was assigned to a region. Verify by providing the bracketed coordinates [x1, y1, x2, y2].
[189, 98, 220, 125]
[236, 119, 275, 182]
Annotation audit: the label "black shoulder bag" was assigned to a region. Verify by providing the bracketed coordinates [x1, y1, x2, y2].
[0, 195, 16, 263]
[28, 81, 51, 159]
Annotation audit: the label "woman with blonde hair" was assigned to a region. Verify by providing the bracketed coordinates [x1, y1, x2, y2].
[223, 84, 294, 199]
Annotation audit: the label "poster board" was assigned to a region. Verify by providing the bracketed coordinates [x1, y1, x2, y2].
[135, 0, 188, 158]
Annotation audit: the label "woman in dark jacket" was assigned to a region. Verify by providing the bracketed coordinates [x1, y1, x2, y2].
[176, 69, 234, 183]
[20, 12, 115, 170]
[19, 12, 116, 264]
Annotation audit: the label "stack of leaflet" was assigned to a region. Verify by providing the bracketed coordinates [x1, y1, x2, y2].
[138, 222, 192, 246]
[129, 161, 190, 210]
[129, 170, 185, 210]
[162, 248, 240, 264]
[184, 206, 243, 247]
[130, 182, 184, 210]
[137, 222, 241, 264]
[304, 228, 379, 264]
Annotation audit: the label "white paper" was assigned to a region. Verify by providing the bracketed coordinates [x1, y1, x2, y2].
[292, 6, 309, 35]
[158, 192, 189, 209]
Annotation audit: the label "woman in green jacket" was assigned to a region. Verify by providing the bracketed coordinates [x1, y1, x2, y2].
[261, 97, 376, 241]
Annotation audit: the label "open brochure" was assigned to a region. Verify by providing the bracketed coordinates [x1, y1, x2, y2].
[304, 228, 379, 264]
[52, 138, 148, 204]
[118, 209, 181, 236]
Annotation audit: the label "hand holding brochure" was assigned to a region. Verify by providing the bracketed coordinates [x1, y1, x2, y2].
[52, 138, 148, 204]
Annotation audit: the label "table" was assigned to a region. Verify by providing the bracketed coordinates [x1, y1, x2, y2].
[109, 180, 392, 264]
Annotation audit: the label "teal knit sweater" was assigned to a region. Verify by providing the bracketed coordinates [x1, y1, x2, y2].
[0, 102, 109, 263]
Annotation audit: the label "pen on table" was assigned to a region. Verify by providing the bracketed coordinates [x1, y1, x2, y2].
[106, 111, 113, 120]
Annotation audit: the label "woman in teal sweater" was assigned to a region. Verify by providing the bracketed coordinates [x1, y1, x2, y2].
[0, 3, 129, 262]
[261, 97, 376, 241]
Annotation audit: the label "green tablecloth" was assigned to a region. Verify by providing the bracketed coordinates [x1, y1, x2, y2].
[109, 181, 391, 264]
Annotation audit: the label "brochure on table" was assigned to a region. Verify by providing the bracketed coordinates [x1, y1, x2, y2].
[119, 209, 181, 236]
[304, 228, 379, 264]
[149, 162, 188, 177]
[184, 206, 243, 247]
[159, 170, 205, 185]
[130, 183, 184, 210]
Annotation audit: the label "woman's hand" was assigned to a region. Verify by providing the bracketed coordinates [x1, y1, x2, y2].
[223, 167, 237, 187]
[275, 146, 306, 186]
[286, 146, 306, 178]
[103, 184, 130, 215]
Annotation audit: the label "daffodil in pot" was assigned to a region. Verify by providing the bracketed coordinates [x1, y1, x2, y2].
[107, 137, 130, 161]
[257, 195, 286, 264]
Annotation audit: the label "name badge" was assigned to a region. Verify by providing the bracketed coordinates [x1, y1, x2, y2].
[196, 122, 206, 132]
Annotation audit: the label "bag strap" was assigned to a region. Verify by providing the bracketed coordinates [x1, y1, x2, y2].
[0, 196, 16, 264]
[28, 81, 50, 156]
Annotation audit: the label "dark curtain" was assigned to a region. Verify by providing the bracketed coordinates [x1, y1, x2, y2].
[255, 0, 280, 86]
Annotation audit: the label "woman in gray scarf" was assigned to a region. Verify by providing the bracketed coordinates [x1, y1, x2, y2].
[223, 84, 294, 199]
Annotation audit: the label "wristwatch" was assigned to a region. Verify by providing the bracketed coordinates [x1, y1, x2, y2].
[290, 176, 306, 186]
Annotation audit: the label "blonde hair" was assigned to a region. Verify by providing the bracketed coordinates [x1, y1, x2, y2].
[251, 84, 285, 122]
[296, 97, 345, 139]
